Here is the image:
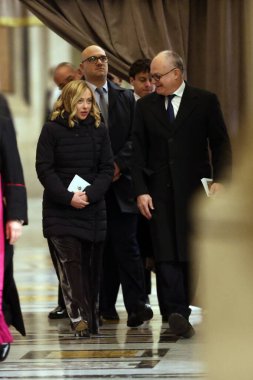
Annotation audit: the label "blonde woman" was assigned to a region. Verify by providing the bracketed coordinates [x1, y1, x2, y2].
[36, 80, 114, 337]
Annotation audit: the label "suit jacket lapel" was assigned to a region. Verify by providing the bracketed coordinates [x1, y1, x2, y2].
[151, 94, 170, 129]
[108, 80, 125, 110]
[173, 84, 198, 132]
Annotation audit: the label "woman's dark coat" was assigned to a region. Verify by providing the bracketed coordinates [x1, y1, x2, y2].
[36, 114, 114, 242]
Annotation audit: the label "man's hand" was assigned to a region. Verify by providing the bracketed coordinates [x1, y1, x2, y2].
[71, 191, 89, 209]
[6, 220, 23, 245]
[209, 182, 225, 197]
[137, 194, 154, 220]
[112, 162, 121, 182]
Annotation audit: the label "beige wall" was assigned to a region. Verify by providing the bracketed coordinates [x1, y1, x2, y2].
[2, 26, 79, 197]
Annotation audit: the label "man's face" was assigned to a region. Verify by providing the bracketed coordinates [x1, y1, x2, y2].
[81, 46, 108, 83]
[130, 71, 154, 98]
[54, 66, 81, 90]
[150, 56, 179, 96]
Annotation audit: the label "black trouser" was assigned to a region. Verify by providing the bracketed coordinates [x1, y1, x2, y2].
[49, 236, 103, 330]
[100, 190, 146, 315]
[155, 261, 191, 319]
[47, 239, 65, 309]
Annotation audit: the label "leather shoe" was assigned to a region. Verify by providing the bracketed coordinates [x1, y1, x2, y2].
[168, 313, 195, 338]
[0, 343, 10, 362]
[127, 304, 153, 327]
[100, 309, 119, 320]
[48, 306, 68, 319]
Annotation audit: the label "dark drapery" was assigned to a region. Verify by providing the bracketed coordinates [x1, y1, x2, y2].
[18, 0, 190, 79]
[18, 0, 244, 136]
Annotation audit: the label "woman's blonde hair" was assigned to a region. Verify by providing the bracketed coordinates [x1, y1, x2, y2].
[51, 80, 101, 128]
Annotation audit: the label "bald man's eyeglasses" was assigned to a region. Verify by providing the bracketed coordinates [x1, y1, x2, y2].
[82, 55, 108, 64]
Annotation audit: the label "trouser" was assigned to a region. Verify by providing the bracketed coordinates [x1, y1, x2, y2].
[155, 261, 191, 319]
[100, 190, 146, 315]
[49, 236, 103, 331]
[47, 239, 65, 309]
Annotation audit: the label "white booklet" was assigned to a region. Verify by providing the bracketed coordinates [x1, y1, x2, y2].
[201, 178, 213, 197]
[68, 175, 90, 192]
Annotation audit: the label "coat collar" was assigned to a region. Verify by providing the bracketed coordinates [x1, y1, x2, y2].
[107, 80, 127, 108]
[150, 83, 199, 133]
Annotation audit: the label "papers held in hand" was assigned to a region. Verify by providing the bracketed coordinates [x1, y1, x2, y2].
[201, 178, 213, 197]
[68, 175, 90, 192]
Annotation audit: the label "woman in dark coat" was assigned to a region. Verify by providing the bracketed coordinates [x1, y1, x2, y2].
[36, 80, 114, 337]
[0, 115, 28, 360]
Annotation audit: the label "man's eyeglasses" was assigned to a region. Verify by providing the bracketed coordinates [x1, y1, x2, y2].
[151, 67, 176, 82]
[82, 55, 108, 64]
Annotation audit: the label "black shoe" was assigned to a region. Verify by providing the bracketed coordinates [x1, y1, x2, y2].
[48, 306, 68, 319]
[0, 343, 10, 362]
[168, 313, 195, 338]
[101, 310, 119, 320]
[127, 304, 153, 327]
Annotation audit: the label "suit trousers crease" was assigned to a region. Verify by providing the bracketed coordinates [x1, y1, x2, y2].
[156, 261, 191, 319]
[100, 189, 146, 314]
[49, 236, 103, 329]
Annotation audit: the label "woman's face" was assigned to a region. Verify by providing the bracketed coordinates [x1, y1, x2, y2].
[75, 88, 93, 120]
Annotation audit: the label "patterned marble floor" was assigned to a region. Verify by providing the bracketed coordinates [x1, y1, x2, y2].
[0, 198, 206, 379]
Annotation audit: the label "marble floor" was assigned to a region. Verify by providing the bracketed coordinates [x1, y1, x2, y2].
[0, 198, 206, 379]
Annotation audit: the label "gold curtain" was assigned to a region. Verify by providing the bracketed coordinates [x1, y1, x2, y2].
[0, 0, 41, 26]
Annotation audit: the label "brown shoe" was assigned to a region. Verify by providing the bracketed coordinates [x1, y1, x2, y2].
[72, 320, 90, 337]
[168, 313, 195, 338]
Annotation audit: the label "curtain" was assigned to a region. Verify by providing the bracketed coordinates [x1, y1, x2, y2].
[18, 0, 243, 136]
[188, 0, 244, 137]
[18, 0, 190, 79]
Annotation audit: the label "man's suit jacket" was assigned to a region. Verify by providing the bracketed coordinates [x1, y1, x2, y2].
[131, 83, 232, 261]
[107, 80, 138, 213]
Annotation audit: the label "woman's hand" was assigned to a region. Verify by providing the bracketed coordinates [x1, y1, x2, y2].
[70, 191, 90, 209]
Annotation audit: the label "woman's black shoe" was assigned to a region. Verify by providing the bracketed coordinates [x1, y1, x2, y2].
[0, 343, 10, 362]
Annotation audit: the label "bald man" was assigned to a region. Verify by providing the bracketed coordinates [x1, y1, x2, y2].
[132, 50, 232, 338]
[80, 45, 153, 327]
[53, 62, 82, 90]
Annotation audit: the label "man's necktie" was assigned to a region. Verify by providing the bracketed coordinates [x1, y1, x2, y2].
[167, 94, 175, 123]
[96, 87, 108, 127]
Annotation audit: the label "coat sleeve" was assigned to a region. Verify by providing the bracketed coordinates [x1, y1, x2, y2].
[0, 117, 28, 224]
[114, 91, 135, 173]
[131, 100, 150, 196]
[35, 123, 73, 205]
[207, 94, 232, 182]
[85, 126, 114, 203]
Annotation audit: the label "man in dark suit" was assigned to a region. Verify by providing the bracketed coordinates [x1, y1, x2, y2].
[131, 50, 232, 338]
[80, 45, 153, 327]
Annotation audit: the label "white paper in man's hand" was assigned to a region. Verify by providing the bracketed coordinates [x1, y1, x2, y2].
[201, 178, 213, 197]
[68, 175, 90, 192]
